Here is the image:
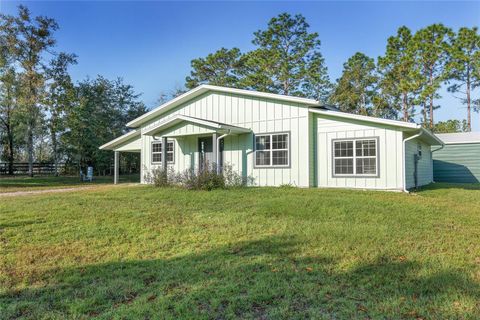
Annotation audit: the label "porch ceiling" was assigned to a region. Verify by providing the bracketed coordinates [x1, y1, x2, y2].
[143, 115, 251, 137]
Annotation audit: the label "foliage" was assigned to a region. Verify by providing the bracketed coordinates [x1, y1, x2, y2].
[186, 48, 244, 89]
[330, 52, 378, 115]
[144, 163, 252, 190]
[0, 5, 58, 176]
[411, 24, 453, 128]
[377, 26, 422, 121]
[1, 184, 479, 318]
[62, 77, 147, 174]
[446, 27, 480, 131]
[433, 119, 469, 133]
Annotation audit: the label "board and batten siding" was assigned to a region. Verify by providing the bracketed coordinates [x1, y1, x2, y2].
[314, 114, 404, 190]
[404, 138, 433, 189]
[433, 143, 480, 183]
[140, 91, 311, 187]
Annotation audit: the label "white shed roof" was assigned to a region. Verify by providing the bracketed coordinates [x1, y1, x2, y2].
[435, 132, 480, 144]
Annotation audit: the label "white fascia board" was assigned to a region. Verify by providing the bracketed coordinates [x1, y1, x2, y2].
[309, 108, 420, 130]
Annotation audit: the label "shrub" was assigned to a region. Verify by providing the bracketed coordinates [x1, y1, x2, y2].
[144, 163, 253, 190]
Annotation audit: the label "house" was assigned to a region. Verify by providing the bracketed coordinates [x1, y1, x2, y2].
[99, 85, 443, 191]
[433, 132, 480, 183]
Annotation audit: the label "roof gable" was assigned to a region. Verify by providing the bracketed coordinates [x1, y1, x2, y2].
[127, 85, 321, 128]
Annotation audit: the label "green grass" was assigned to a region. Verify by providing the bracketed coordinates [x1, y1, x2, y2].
[0, 174, 140, 193]
[1, 183, 479, 319]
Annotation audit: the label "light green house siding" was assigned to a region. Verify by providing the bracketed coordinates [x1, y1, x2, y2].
[404, 138, 433, 189]
[433, 143, 480, 183]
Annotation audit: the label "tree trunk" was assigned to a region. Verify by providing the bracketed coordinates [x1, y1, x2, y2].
[402, 93, 408, 121]
[467, 75, 471, 132]
[27, 123, 34, 177]
[51, 129, 59, 176]
[7, 128, 14, 175]
[429, 71, 434, 129]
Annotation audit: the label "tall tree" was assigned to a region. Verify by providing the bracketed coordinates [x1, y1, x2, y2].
[63, 77, 147, 175]
[1, 5, 58, 176]
[445, 27, 480, 131]
[44, 52, 77, 175]
[240, 13, 331, 100]
[185, 48, 244, 89]
[0, 67, 20, 175]
[412, 24, 453, 129]
[330, 52, 378, 115]
[378, 26, 422, 121]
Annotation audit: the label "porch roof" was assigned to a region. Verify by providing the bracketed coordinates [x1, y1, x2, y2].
[143, 114, 251, 137]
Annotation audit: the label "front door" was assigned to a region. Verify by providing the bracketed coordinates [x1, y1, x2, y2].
[198, 137, 214, 170]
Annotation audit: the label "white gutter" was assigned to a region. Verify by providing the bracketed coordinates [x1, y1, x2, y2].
[402, 130, 423, 193]
[216, 130, 230, 174]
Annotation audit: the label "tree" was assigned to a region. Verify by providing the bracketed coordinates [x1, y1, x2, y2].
[240, 13, 331, 100]
[446, 27, 480, 131]
[378, 26, 422, 121]
[0, 67, 20, 175]
[330, 52, 378, 115]
[63, 77, 147, 175]
[185, 48, 244, 89]
[412, 24, 453, 129]
[1, 5, 58, 176]
[44, 52, 77, 175]
[433, 119, 468, 133]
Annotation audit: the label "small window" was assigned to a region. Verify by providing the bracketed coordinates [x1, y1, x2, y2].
[255, 133, 289, 167]
[333, 138, 377, 176]
[152, 141, 174, 164]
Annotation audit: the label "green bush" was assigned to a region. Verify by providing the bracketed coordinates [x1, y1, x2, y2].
[144, 163, 253, 190]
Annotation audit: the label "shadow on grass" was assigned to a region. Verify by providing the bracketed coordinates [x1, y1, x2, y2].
[416, 182, 480, 192]
[0, 174, 139, 189]
[2, 236, 478, 319]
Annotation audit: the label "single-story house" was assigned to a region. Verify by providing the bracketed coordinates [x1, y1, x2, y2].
[433, 132, 480, 183]
[100, 85, 443, 191]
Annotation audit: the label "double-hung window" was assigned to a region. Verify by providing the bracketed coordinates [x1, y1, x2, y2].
[255, 132, 289, 167]
[333, 138, 377, 176]
[151, 141, 174, 164]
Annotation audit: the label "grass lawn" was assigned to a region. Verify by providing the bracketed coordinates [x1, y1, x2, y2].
[1, 183, 479, 319]
[0, 174, 139, 193]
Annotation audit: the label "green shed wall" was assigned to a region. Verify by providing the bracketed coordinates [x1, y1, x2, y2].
[433, 143, 480, 183]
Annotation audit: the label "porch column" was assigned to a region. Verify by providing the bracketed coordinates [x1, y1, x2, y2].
[114, 151, 119, 184]
[161, 136, 167, 171]
[212, 132, 218, 172]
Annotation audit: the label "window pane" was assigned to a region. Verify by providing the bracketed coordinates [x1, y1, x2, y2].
[334, 158, 353, 174]
[255, 135, 270, 150]
[152, 153, 162, 163]
[166, 152, 174, 162]
[334, 141, 353, 157]
[272, 134, 288, 150]
[152, 142, 162, 153]
[356, 140, 376, 157]
[256, 151, 270, 166]
[356, 158, 376, 174]
[167, 142, 174, 152]
[272, 150, 288, 165]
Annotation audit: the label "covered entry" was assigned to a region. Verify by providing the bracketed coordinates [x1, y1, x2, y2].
[143, 114, 250, 173]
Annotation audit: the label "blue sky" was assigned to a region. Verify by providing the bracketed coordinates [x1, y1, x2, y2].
[2, 1, 480, 130]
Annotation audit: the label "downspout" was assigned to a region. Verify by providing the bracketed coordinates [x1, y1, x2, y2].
[402, 129, 423, 193]
[216, 130, 230, 174]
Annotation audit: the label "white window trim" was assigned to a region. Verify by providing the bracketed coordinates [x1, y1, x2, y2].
[332, 137, 379, 177]
[151, 140, 175, 164]
[254, 132, 290, 168]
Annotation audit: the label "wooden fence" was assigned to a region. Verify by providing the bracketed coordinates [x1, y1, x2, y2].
[0, 162, 66, 175]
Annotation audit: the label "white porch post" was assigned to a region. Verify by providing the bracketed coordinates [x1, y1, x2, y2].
[161, 136, 167, 171]
[114, 151, 119, 184]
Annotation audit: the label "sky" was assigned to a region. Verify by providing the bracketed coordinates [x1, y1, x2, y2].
[2, 1, 480, 130]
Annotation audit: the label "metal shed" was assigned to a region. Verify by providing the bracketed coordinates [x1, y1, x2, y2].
[433, 132, 480, 183]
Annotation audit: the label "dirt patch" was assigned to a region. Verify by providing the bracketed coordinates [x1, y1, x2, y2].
[0, 187, 96, 197]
